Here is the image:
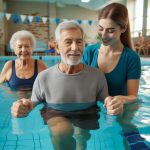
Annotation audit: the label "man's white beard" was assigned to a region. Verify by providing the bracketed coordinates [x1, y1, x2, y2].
[62, 57, 81, 66]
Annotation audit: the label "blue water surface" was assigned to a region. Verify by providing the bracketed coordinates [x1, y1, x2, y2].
[0, 56, 150, 150]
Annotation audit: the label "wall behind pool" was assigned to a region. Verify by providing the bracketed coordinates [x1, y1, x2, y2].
[0, 56, 61, 69]
[140, 57, 150, 66]
[0, 56, 149, 63]
[0, 56, 61, 61]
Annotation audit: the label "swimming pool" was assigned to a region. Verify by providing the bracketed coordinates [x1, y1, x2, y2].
[0, 56, 150, 150]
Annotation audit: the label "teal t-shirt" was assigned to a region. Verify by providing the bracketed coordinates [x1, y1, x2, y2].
[82, 43, 141, 96]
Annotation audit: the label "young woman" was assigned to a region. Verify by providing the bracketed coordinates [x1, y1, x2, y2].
[82, 3, 141, 115]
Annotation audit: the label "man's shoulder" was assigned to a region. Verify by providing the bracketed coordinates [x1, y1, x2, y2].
[84, 64, 103, 75]
[84, 65, 106, 84]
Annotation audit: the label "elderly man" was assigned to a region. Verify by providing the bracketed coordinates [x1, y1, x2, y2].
[11, 21, 108, 150]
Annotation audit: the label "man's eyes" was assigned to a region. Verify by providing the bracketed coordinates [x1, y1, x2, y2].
[77, 40, 83, 44]
[64, 40, 83, 44]
[65, 41, 72, 44]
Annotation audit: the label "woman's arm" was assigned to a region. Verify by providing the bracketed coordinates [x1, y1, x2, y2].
[0, 61, 12, 84]
[122, 79, 139, 103]
[104, 79, 139, 115]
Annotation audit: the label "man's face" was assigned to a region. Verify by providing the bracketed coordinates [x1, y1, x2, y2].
[57, 28, 84, 66]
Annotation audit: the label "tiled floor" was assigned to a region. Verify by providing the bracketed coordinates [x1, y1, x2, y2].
[124, 132, 150, 150]
[0, 132, 53, 150]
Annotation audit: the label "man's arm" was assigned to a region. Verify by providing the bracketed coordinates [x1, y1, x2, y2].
[11, 72, 44, 117]
[11, 98, 34, 117]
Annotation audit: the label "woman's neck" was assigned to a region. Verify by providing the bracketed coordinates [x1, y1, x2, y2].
[17, 58, 33, 67]
[101, 42, 124, 53]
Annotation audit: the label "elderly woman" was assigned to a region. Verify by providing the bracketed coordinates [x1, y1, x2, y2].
[0, 30, 47, 90]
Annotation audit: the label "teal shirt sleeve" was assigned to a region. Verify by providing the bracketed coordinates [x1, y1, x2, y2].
[82, 43, 100, 68]
[127, 50, 141, 79]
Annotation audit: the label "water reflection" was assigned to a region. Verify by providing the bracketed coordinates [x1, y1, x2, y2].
[0, 64, 150, 149]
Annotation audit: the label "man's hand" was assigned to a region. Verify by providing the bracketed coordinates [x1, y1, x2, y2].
[104, 96, 124, 115]
[11, 98, 33, 117]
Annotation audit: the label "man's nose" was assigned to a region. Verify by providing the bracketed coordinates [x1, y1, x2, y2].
[71, 41, 78, 50]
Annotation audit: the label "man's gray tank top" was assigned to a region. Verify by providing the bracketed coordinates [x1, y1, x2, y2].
[31, 64, 108, 111]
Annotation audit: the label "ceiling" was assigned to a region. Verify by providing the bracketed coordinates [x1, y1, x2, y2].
[6, 0, 124, 11]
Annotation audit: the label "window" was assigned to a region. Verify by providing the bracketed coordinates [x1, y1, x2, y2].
[134, 0, 143, 37]
[147, 0, 150, 35]
[127, 0, 144, 37]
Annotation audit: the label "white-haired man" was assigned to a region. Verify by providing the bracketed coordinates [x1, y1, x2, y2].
[11, 21, 108, 150]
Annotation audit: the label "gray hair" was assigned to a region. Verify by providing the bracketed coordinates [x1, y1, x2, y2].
[55, 20, 84, 42]
[10, 30, 36, 51]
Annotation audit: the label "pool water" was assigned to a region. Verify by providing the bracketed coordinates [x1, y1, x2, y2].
[0, 56, 150, 150]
